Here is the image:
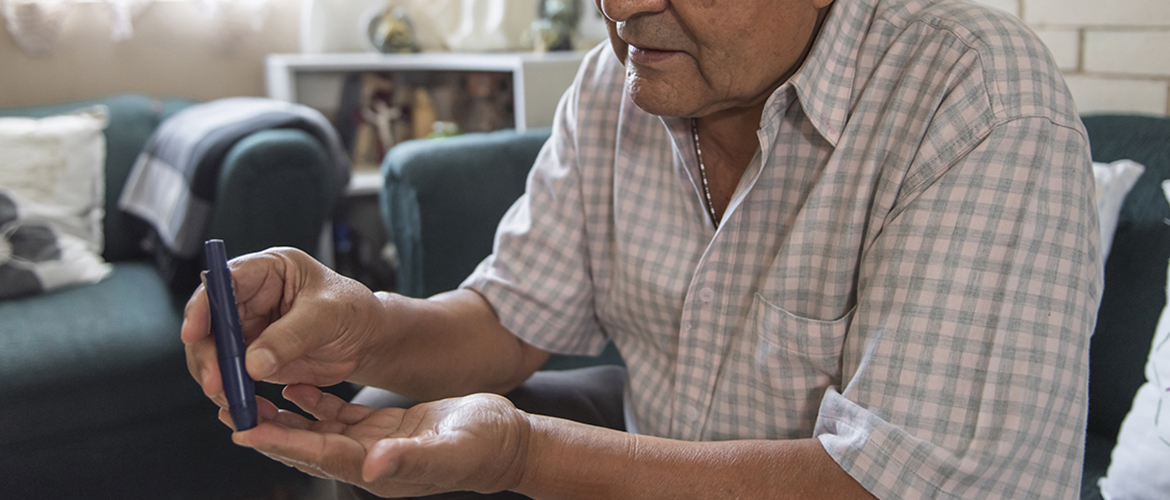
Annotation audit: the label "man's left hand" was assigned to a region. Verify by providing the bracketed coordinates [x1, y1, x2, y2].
[227, 385, 532, 498]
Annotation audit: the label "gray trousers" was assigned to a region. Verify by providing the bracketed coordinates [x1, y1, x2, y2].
[333, 365, 627, 500]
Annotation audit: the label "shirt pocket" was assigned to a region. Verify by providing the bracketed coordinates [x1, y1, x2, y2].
[751, 293, 854, 383]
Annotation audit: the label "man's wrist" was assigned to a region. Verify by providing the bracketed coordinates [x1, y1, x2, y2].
[348, 290, 405, 386]
[514, 413, 638, 499]
[515, 412, 547, 496]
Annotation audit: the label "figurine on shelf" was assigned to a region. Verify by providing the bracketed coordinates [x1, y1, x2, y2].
[534, 0, 578, 51]
[367, 6, 421, 54]
[351, 73, 411, 169]
[458, 72, 513, 133]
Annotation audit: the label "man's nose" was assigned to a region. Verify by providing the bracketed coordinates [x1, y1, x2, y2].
[599, 0, 669, 23]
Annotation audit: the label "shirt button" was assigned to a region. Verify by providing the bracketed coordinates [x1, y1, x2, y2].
[699, 287, 714, 303]
[683, 405, 701, 423]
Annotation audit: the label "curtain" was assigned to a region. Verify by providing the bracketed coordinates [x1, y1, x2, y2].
[0, 0, 271, 56]
[199, 0, 270, 52]
[0, 0, 74, 56]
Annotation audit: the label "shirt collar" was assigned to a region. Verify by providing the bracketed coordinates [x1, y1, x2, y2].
[656, 0, 876, 148]
[783, 0, 878, 146]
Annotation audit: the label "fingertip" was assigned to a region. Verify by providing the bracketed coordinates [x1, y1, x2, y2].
[231, 428, 252, 447]
[231, 421, 274, 448]
[282, 384, 321, 404]
[180, 286, 209, 345]
[201, 372, 227, 408]
[246, 347, 278, 380]
[179, 317, 204, 345]
[218, 407, 236, 431]
[256, 396, 280, 421]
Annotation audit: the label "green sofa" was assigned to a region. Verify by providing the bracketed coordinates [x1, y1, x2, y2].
[0, 94, 341, 499]
[379, 116, 1170, 498]
[1080, 115, 1170, 500]
[380, 128, 623, 371]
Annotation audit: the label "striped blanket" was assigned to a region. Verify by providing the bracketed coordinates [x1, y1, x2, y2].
[119, 97, 350, 285]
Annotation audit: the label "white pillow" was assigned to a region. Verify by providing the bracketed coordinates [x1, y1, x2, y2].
[1097, 180, 1170, 500]
[1093, 160, 1144, 265]
[0, 107, 113, 300]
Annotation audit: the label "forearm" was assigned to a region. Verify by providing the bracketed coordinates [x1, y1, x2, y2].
[351, 288, 549, 401]
[516, 415, 876, 500]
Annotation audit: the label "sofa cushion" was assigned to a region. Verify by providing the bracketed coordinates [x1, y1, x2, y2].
[1093, 160, 1145, 265]
[1095, 180, 1170, 500]
[0, 94, 195, 262]
[0, 108, 115, 299]
[0, 261, 196, 445]
[1082, 115, 1170, 440]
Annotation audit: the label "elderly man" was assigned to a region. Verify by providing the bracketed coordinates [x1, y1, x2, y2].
[183, 0, 1099, 498]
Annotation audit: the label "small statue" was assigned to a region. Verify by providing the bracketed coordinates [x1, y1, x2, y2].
[527, 0, 578, 51]
[368, 7, 421, 54]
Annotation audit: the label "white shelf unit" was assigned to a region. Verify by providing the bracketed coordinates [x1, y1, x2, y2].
[267, 51, 585, 132]
[265, 51, 585, 270]
[266, 51, 584, 195]
[266, 52, 585, 192]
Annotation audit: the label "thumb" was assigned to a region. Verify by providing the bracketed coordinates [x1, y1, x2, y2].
[244, 309, 325, 381]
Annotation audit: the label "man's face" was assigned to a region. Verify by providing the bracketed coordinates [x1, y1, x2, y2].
[595, 0, 833, 118]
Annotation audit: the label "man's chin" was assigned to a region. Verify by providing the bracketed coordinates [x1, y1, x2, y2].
[627, 81, 699, 118]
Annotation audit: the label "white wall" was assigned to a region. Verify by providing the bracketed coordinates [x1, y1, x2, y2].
[971, 0, 1170, 116]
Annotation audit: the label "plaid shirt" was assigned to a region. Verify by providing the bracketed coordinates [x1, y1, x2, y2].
[462, 0, 1100, 497]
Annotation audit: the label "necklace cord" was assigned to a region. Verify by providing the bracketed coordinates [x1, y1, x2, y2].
[691, 118, 719, 228]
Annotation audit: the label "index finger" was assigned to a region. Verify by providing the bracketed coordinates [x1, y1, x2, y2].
[233, 423, 368, 486]
[181, 278, 220, 397]
[181, 280, 210, 345]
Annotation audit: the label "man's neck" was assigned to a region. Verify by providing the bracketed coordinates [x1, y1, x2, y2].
[695, 108, 764, 172]
[695, 4, 830, 161]
[692, 5, 831, 221]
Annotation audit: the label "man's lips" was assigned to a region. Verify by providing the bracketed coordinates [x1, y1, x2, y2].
[627, 45, 685, 65]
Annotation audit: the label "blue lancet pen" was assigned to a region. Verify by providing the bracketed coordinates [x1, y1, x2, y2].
[204, 239, 258, 431]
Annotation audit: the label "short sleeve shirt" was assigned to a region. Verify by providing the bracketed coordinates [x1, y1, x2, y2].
[461, 0, 1101, 498]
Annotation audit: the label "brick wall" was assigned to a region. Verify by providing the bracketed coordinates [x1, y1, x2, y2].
[971, 0, 1170, 116]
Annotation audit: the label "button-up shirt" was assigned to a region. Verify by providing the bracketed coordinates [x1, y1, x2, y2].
[462, 0, 1100, 497]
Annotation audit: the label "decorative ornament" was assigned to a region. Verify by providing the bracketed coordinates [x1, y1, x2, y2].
[526, 0, 577, 52]
[446, 0, 509, 52]
[368, 7, 420, 54]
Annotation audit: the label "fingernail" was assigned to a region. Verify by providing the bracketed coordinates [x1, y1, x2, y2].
[250, 349, 277, 379]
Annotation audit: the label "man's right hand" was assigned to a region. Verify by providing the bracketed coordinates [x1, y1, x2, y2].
[181, 247, 383, 409]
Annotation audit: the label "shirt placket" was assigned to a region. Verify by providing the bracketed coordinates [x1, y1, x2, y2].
[668, 90, 789, 441]
[672, 259, 724, 441]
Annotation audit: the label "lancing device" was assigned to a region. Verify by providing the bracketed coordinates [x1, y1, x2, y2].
[204, 239, 257, 431]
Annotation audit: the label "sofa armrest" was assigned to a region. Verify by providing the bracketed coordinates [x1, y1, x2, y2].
[206, 128, 338, 260]
[380, 129, 550, 299]
[378, 129, 624, 370]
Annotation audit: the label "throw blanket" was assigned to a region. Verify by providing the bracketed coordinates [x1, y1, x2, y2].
[120, 97, 351, 259]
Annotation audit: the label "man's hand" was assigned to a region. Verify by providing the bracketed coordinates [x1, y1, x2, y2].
[230, 385, 531, 498]
[182, 247, 383, 408]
